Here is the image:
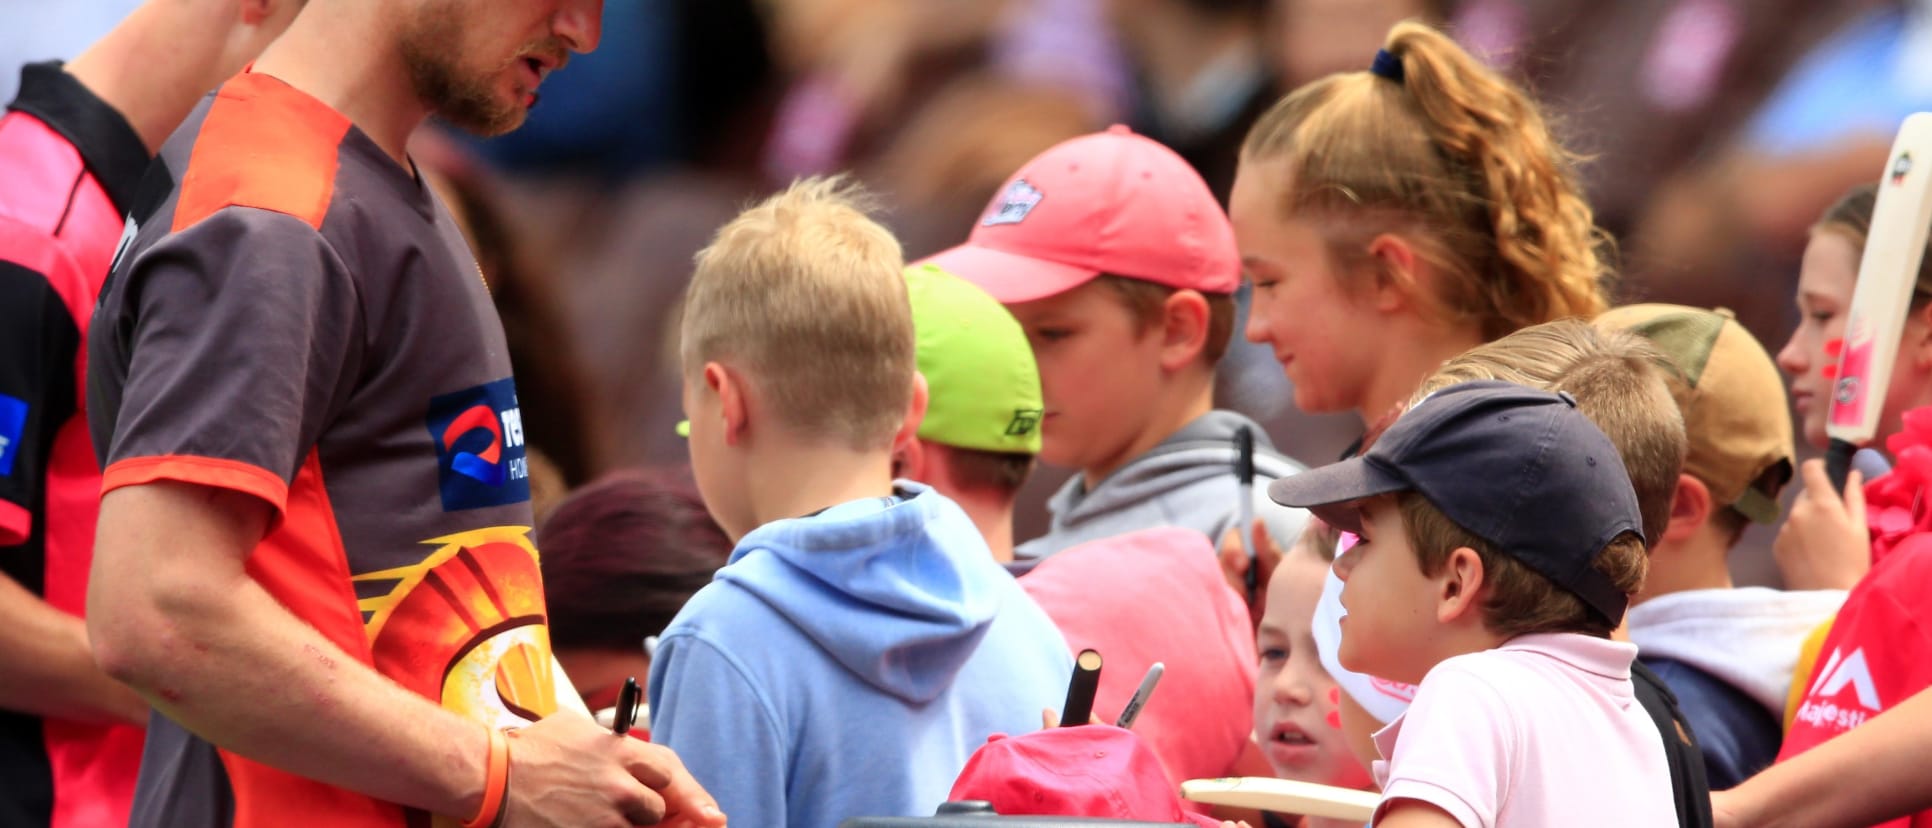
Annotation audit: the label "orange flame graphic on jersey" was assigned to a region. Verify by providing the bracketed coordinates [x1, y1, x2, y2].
[353, 526, 562, 731]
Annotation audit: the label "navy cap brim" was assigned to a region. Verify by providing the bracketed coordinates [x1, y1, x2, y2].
[1266, 457, 1411, 534]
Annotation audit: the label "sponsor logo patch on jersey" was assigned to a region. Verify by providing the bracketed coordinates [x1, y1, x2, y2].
[425, 378, 530, 511]
[0, 393, 26, 477]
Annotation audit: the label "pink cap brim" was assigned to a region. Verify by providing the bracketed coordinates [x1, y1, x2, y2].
[918, 243, 1100, 304]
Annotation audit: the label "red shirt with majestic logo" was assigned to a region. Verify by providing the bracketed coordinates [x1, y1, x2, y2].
[0, 60, 153, 828]
[1778, 420, 1932, 828]
[1776, 542, 1932, 828]
[88, 70, 560, 828]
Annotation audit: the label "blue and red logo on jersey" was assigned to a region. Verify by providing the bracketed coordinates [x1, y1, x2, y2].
[425, 378, 530, 511]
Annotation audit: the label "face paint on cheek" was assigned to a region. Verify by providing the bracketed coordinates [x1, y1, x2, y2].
[1325, 686, 1343, 730]
[1822, 337, 1845, 380]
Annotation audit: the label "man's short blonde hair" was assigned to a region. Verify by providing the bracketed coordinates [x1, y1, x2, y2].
[680, 176, 915, 450]
[1413, 319, 1687, 549]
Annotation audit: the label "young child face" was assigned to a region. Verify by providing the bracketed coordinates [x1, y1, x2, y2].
[1002, 279, 1170, 474]
[1333, 496, 1442, 686]
[1254, 540, 1375, 790]
[1778, 230, 1858, 451]
[1778, 229, 1932, 452]
[1229, 158, 1388, 416]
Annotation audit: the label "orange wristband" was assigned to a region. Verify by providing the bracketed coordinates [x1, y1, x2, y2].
[462, 728, 510, 828]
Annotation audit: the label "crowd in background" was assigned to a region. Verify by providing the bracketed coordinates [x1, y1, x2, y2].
[7, 1, 1932, 826]
[16, 0, 1888, 583]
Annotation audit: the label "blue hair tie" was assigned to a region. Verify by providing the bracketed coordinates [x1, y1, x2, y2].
[1371, 49, 1405, 84]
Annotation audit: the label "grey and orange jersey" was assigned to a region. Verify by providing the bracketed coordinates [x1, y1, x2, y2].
[89, 71, 565, 828]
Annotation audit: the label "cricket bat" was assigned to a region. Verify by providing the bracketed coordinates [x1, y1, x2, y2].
[1827, 112, 1932, 491]
[1180, 777, 1379, 822]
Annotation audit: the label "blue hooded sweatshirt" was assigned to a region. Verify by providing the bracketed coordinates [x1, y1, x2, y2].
[647, 483, 1074, 828]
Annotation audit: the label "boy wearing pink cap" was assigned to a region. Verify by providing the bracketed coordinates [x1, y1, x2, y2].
[923, 125, 1304, 562]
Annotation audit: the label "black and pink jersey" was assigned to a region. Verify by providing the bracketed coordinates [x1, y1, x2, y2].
[0, 60, 153, 828]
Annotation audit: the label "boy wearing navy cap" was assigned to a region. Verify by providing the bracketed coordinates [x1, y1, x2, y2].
[1270, 380, 1676, 828]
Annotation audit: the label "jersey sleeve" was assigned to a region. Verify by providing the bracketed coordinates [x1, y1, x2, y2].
[647, 632, 788, 828]
[97, 206, 360, 517]
[0, 257, 79, 544]
[1376, 664, 1517, 828]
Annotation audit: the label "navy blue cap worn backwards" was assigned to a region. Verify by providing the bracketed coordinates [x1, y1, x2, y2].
[1268, 380, 1643, 625]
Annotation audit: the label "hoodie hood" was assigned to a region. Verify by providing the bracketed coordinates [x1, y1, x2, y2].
[1627, 587, 1847, 716]
[1021, 410, 1308, 559]
[717, 483, 1012, 702]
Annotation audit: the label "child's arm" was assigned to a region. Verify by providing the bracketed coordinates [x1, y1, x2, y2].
[1715, 685, 1932, 828]
[1376, 799, 1465, 828]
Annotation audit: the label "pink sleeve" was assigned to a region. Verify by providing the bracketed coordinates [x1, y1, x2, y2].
[1374, 664, 1515, 828]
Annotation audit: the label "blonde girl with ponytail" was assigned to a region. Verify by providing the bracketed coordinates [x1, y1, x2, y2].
[1231, 20, 1613, 425]
[1229, 20, 1647, 824]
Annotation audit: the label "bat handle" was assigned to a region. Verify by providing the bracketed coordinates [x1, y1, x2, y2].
[1826, 439, 1858, 494]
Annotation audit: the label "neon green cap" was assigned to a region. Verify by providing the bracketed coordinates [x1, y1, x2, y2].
[907, 263, 1044, 454]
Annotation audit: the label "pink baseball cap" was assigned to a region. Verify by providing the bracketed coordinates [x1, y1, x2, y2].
[920, 125, 1240, 304]
[947, 726, 1222, 827]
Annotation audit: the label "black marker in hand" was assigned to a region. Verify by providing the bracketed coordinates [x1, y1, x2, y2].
[612, 676, 640, 736]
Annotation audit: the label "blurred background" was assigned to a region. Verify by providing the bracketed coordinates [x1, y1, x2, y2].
[10, 0, 1923, 584]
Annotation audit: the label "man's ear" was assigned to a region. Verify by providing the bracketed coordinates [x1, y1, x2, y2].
[1662, 474, 1713, 545]
[1436, 546, 1487, 624]
[705, 362, 750, 447]
[1157, 289, 1212, 372]
[1365, 233, 1422, 315]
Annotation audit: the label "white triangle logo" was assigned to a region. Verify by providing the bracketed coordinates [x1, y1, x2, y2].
[1808, 647, 1882, 712]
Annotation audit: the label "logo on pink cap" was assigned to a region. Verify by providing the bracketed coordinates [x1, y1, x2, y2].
[984, 179, 1045, 227]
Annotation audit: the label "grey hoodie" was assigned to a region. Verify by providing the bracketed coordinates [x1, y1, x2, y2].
[1017, 409, 1309, 560]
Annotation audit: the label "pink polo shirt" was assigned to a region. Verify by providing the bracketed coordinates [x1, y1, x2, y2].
[1370, 633, 1676, 828]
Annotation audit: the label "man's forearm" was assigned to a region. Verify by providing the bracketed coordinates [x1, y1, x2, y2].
[96, 568, 491, 820]
[90, 483, 492, 820]
[0, 574, 147, 724]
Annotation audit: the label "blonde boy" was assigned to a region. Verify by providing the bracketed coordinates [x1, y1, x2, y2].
[652, 178, 1073, 828]
[922, 126, 1304, 561]
[1272, 380, 1677, 827]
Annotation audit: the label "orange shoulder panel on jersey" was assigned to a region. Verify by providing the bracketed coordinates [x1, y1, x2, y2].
[172, 72, 352, 233]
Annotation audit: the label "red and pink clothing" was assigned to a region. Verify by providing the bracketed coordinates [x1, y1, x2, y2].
[0, 60, 152, 828]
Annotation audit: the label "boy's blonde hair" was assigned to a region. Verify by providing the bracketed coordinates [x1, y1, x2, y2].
[1412, 320, 1686, 549]
[1241, 21, 1611, 340]
[680, 176, 915, 450]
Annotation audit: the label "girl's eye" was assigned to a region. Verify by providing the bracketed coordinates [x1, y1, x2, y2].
[1260, 648, 1288, 664]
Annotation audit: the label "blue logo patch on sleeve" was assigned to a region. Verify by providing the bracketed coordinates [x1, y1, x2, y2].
[424, 378, 530, 511]
[0, 394, 25, 477]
